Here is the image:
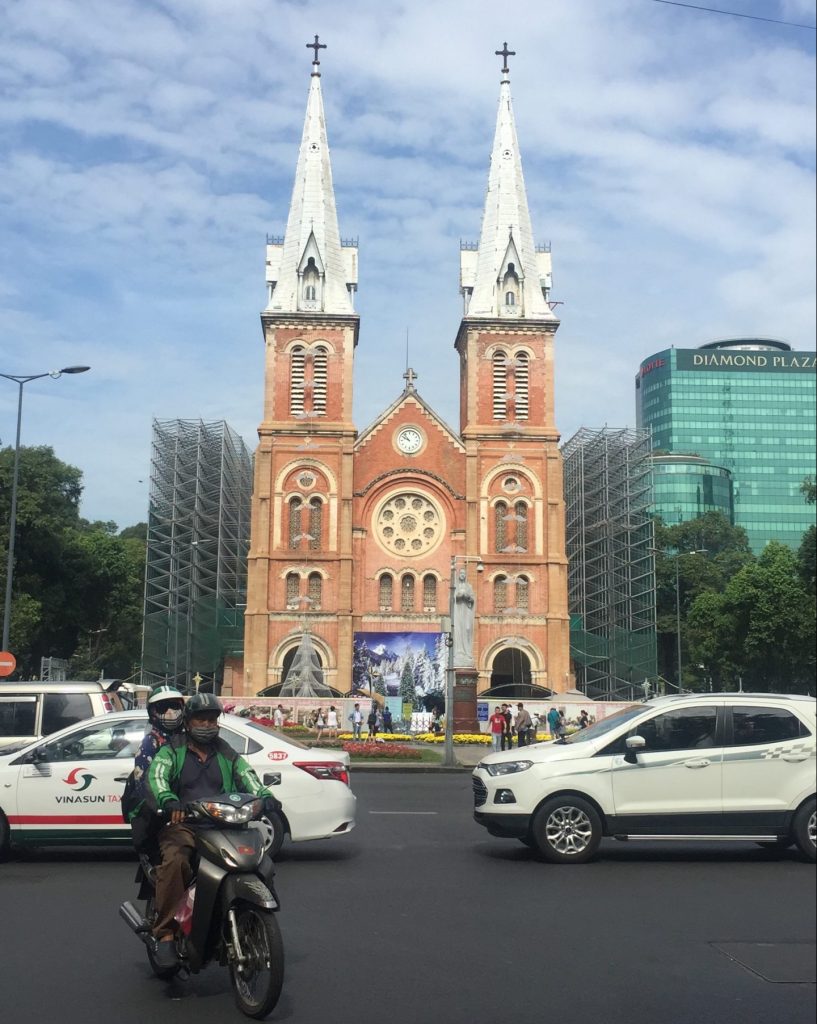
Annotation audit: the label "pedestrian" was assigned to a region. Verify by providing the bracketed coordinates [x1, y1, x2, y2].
[273, 703, 287, 728]
[349, 702, 364, 740]
[326, 704, 339, 740]
[382, 706, 393, 734]
[367, 705, 378, 740]
[489, 705, 506, 752]
[501, 704, 513, 750]
[546, 704, 562, 742]
[430, 707, 443, 735]
[314, 707, 326, 745]
[529, 711, 539, 743]
[578, 709, 590, 730]
[514, 702, 532, 747]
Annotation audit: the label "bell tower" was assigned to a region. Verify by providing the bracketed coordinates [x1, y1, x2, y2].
[243, 38, 359, 696]
[456, 44, 571, 694]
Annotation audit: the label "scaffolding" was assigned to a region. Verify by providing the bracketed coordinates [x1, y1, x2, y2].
[562, 427, 657, 699]
[141, 419, 253, 691]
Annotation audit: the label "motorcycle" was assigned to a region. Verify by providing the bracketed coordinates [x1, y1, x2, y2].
[119, 793, 284, 1019]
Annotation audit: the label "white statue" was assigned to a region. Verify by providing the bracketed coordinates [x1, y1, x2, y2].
[453, 568, 476, 668]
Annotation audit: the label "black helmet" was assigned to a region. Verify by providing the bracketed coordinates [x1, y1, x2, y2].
[184, 692, 223, 719]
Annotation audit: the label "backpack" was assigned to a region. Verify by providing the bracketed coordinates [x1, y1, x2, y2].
[121, 768, 141, 823]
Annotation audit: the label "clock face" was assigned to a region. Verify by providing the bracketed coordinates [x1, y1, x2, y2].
[397, 427, 422, 454]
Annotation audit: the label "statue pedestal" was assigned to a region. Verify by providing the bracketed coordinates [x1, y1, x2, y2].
[453, 668, 479, 734]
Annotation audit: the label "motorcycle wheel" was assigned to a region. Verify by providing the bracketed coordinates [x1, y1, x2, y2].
[144, 898, 180, 981]
[229, 903, 284, 1019]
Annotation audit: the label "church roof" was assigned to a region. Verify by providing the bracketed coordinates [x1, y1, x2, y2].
[265, 63, 355, 315]
[355, 377, 464, 453]
[464, 63, 556, 321]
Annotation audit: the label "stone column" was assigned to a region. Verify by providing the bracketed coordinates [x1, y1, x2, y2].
[453, 668, 479, 733]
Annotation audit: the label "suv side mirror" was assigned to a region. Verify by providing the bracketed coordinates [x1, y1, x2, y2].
[624, 734, 646, 764]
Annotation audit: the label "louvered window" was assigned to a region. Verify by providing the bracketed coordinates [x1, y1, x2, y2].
[515, 501, 528, 551]
[401, 575, 415, 613]
[308, 572, 322, 610]
[423, 574, 437, 612]
[309, 497, 322, 550]
[514, 351, 529, 419]
[312, 346, 328, 414]
[492, 350, 507, 420]
[494, 501, 508, 553]
[516, 575, 529, 613]
[288, 497, 302, 549]
[379, 574, 393, 611]
[290, 347, 306, 415]
[494, 576, 508, 613]
[286, 573, 300, 609]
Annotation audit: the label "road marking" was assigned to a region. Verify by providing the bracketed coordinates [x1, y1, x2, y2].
[369, 811, 438, 815]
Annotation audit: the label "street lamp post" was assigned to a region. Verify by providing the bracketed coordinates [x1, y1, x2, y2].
[1, 366, 90, 651]
[443, 555, 483, 768]
[672, 548, 707, 694]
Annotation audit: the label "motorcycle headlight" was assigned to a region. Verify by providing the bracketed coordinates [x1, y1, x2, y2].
[200, 798, 262, 824]
[482, 760, 533, 777]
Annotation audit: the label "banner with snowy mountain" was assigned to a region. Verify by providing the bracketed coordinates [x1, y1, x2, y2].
[352, 632, 446, 707]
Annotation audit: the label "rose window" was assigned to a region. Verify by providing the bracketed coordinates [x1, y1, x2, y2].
[375, 492, 443, 557]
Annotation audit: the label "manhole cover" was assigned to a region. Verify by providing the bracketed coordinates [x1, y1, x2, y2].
[713, 942, 816, 984]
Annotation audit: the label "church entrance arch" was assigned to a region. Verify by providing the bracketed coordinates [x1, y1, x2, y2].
[484, 647, 552, 701]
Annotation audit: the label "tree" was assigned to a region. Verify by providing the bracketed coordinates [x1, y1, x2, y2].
[399, 659, 417, 709]
[800, 477, 816, 505]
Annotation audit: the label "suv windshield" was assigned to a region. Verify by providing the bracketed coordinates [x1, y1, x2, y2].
[563, 705, 646, 744]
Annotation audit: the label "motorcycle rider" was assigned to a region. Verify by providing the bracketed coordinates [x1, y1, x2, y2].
[127, 685, 186, 856]
[146, 692, 279, 969]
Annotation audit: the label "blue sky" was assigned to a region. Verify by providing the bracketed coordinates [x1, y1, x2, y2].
[1, 0, 815, 528]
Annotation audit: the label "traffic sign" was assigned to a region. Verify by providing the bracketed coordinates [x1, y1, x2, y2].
[0, 651, 17, 677]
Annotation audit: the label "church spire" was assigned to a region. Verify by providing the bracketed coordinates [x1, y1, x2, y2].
[265, 38, 357, 316]
[460, 44, 554, 321]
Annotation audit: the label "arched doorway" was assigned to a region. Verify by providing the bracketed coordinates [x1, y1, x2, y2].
[484, 647, 552, 701]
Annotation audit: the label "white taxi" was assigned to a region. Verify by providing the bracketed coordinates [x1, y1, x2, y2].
[473, 693, 816, 863]
[0, 710, 356, 858]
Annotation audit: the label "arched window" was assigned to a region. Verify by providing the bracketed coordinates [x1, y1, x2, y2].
[502, 263, 520, 309]
[379, 574, 393, 611]
[494, 501, 508, 553]
[288, 497, 302, 549]
[286, 572, 300, 610]
[302, 257, 320, 308]
[312, 346, 328, 414]
[309, 497, 322, 550]
[515, 501, 528, 552]
[401, 574, 415, 613]
[516, 575, 529, 613]
[505, 291, 515, 306]
[308, 572, 322, 610]
[494, 575, 508, 613]
[423, 574, 437, 612]
[514, 351, 529, 419]
[290, 347, 306, 416]
[492, 350, 507, 420]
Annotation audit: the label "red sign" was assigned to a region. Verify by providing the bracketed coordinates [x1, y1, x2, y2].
[267, 750, 288, 761]
[0, 651, 16, 677]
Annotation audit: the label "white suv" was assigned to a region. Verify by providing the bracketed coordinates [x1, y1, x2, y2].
[472, 693, 816, 863]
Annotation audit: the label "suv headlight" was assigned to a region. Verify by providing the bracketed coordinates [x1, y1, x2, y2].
[483, 760, 533, 777]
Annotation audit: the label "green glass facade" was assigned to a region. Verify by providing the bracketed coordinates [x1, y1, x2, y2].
[636, 342, 816, 552]
[651, 455, 733, 526]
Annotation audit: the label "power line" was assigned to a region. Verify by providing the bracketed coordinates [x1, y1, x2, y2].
[650, 0, 817, 30]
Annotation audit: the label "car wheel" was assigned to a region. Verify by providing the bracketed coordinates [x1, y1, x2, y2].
[792, 798, 817, 863]
[0, 810, 10, 861]
[532, 796, 602, 864]
[261, 812, 286, 860]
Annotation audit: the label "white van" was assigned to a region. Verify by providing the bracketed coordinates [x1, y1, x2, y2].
[0, 681, 124, 751]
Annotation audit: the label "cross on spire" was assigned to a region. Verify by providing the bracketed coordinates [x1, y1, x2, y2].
[307, 34, 326, 75]
[495, 41, 515, 76]
[403, 367, 418, 389]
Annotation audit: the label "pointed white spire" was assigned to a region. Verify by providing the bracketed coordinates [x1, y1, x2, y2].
[265, 53, 356, 315]
[462, 57, 554, 321]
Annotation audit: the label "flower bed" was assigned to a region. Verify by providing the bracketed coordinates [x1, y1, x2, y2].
[413, 732, 493, 745]
[342, 742, 422, 760]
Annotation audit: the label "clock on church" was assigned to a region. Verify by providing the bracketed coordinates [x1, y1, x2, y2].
[396, 427, 423, 454]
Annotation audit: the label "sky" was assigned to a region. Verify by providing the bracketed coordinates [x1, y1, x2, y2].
[1, 0, 815, 529]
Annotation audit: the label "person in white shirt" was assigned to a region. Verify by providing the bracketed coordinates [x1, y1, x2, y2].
[273, 704, 287, 728]
[326, 705, 339, 739]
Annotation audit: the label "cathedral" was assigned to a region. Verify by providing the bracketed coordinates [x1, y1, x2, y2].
[237, 42, 571, 711]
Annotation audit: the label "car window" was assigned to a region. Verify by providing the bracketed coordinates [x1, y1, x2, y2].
[220, 727, 248, 755]
[730, 706, 811, 746]
[42, 693, 93, 735]
[37, 719, 148, 762]
[0, 697, 38, 738]
[630, 706, 718, 752]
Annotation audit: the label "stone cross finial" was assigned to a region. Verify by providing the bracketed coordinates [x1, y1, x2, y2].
[495, 42, 515, 75]
[403, 367, 418, 389]
[307, 34, 326, 73]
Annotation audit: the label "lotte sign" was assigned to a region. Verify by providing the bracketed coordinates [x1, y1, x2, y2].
[0, 651, 16, 677]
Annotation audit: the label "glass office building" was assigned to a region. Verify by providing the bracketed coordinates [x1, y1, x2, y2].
[636, 339, 816, 553]
[651, 454, 733, 526]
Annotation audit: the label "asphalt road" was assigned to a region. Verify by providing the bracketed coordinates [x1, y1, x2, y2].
[0, 773, 814, 1024]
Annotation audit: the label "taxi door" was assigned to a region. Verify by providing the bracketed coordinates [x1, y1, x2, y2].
[10, 717, 146, 847]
